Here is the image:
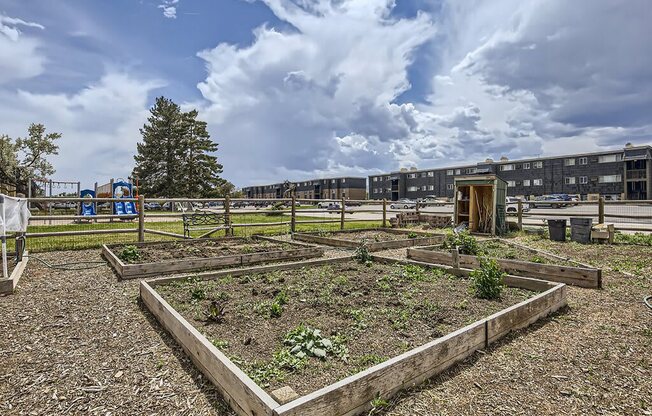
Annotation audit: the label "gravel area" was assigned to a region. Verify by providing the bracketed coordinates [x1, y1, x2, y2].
[1, 237, 650, 415]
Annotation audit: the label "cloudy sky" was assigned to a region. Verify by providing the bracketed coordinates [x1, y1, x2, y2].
[1, 0, 650, 188]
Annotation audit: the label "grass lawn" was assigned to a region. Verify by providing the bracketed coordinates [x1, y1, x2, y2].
[16, 214, 382, 252]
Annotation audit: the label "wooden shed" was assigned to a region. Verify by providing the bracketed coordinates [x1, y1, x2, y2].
[454, 175, 507, 235]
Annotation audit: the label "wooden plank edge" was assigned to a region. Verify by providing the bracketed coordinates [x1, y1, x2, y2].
[0, 251, 29, 295]
[140, 281, 278, 416]
[145, 255, 353, 287]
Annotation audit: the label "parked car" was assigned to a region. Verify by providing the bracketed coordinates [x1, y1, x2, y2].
[530, 195, 565, 208]
[505, 197, 530, 213]
[317, 201, 337, 209]
[326, 203, 341, 212]
[420, 195, 448, 206]
[144, 202, 162, 210]
[390, 199, 416, 209]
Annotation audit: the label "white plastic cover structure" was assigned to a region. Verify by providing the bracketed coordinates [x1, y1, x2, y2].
[1, 194, 31, 279]
[0, 194, 31, 233]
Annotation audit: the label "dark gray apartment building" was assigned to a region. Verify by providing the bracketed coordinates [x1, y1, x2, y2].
[243, 177, 367, 200]
[369, 144, 651, 201]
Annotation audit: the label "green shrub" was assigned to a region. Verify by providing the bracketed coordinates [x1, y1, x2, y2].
[353, 243, 373, 266]
[441, 231, 479, 255]
[615, 232, 652, 246]
[407, 231, 418, 239]
[119, 245, 140, 263]
[469, 258, 505, 300]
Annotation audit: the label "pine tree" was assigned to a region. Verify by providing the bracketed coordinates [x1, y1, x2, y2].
[178, 109, 223, 197]
[133, 97, 224, 198]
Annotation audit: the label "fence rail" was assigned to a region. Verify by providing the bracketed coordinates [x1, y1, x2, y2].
[3, 196, 652, 253]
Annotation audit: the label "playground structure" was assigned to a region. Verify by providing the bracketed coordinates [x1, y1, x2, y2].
[96, 179, 138, 218]
[79, 189, 96, 219]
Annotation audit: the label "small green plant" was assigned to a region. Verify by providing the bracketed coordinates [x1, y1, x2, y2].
[530, 255, 546, 264]
[203, 299, 227, 323]
[399, 264, 428, 281]
[284, 324, 348, 360]
[189, 285, 206, 302]
[119, 245, 140, 263]
[441, 231, 479, 255]
[348, 308, 368, 330]
[255, 290, 288, 318]
[353, 243, 373, 266]
[407, 231, 418, 239]
[211, 339, 229, 349]
[469, 258, 505, 300]
[369, 394, 390, 414]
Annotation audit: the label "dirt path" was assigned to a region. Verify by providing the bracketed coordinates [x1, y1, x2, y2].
[1, 239, 650, 415]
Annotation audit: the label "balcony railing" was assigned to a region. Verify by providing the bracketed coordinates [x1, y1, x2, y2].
[626, 169, 647, 180]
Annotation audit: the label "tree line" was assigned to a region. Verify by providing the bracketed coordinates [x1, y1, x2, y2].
[0, 96, 235, 198]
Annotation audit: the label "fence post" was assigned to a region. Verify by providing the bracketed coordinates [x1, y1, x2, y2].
[340, 196, 346, 230]
[517, 199, 523, 231]
[138, 195, 145, 242]
[382, 198, 387, 228]
[291, 195, 296, 233]
[598, 197, 605, 224]
[224, 195, 232, 236]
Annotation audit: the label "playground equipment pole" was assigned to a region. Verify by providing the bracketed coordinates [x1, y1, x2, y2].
[138, 195, 145, 242]
[1, 195, 7, 279]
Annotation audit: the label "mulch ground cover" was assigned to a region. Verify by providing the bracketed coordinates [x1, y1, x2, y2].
[114, 238, 296, 263]
[156, 260, 534, 396]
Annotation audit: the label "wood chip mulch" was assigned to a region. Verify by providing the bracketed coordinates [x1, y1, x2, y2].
[1, 238, 651, 415]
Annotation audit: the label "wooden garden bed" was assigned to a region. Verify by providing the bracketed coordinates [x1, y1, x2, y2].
[408, 240, 601, 288]
[141, 256, 567, 416]
[0, 252, 29, 295]
[103, 236, 323, 279]
[292, 228, 444, 251]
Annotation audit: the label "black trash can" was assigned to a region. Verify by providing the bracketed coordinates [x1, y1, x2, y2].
[570, 217, 593, 244]
[548, 219, 567, 242]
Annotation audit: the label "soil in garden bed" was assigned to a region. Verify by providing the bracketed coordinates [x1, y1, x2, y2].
[156, 260, 535, 396]
[319, 230, 426, 243]
[114, 238, 297, 264]
[429, 239, 578, 267]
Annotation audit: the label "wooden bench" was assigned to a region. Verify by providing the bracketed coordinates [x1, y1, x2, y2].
[182, 212, 230, 239]
[591, 223, 614, 244]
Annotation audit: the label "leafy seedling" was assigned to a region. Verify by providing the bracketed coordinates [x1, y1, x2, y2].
[284, 324, 347, 361]
[119, 245, 140, 263]
[203, 300, 227, 323]
[469, 257, 505, 300]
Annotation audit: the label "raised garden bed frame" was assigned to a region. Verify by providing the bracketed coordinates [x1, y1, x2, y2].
[0, 251, 29, 295]
[292, 228, 444, 251]
[407, 241, 601, 288]
[102, 236, 323, 279]
[140, 255, 567, 416]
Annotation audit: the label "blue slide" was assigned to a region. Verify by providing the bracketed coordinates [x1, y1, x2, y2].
[114, 202, 126, 215]
[80, 189, 96, 217]
[124, 201, 137, 215]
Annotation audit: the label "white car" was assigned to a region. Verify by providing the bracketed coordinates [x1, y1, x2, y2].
[390, 199, 417, 209]
[317, 201, 339, 209]
[505, 197, 530, 213]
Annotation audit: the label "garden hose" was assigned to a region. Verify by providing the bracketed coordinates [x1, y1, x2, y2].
[14, 235, 106, 270]
[645, 296, 652, 311]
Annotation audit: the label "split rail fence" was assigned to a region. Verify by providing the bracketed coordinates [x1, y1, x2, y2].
[3, 196, 652, 253]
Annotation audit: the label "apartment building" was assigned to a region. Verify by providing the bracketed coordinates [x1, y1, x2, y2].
[369, 144, 652, 201]
[243, 177, 367, 200]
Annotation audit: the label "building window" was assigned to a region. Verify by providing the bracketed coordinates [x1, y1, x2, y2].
[385, 176, 390, 180]
[408, 173, 417, 179]
[599, 174, 622, 183]
[331, 179, 336, 183]
[421, 185, 427, 191]
[447, 184, 454, 190]
[579, 176, 588, 184]
[428, 185, 434, 191]
[500, 164, 515, 171]
[466, 168, 477, 174]
[522, 162, 530, 170]
[407, 186, 418, 192]
[565, 177, 576, 185]
[598, 154, 622, 163]
[565, 158, 575, 166]
[341, 178, 346, 183]
[507, 180, 516, 187]
[533, 161, 543, 169]
[578, 157, 588, 165]
[446, 169, 454, 175]
[427, 171, 434, 177]
[533, 179, 543, 186]
[523, 179, 531, 186]
[455, 169, 461, 175]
